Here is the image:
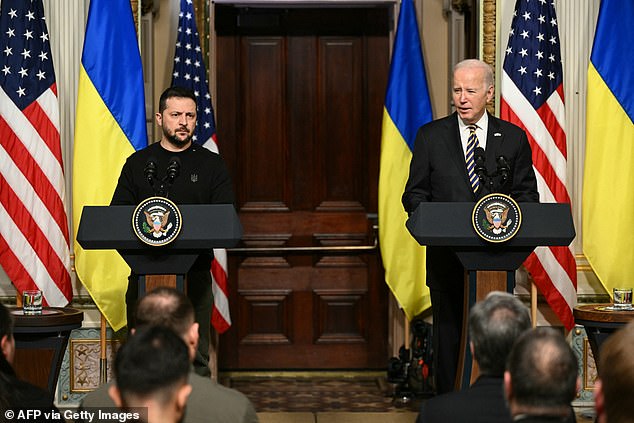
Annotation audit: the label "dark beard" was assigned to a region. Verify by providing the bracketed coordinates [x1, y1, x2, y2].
[164, 129, 193, 148]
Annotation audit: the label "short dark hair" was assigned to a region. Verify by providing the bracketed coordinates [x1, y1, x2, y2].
[114, 325, 190, 406]
[158, 86, 197, 113]
[134, 288, 195, 338]
[468, 291, 531, 376]
[507, 327, 578, 408]
[598, 320, 634, 422]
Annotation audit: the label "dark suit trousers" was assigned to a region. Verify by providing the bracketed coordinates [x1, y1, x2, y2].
[428, 256, 466, 394]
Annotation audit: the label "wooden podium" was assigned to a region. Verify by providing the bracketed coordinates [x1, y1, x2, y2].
[406, 202, 575, 390]
[77, 204, 243, 294]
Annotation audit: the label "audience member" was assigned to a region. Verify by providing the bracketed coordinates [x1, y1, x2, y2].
[417, 291, 531, 423]
[109, 326, 191, 423]
[505, 327, 579, 422]
[81, 288, 259, 423]
[0, 303, 62, 420]
[594, 319, 634, 423]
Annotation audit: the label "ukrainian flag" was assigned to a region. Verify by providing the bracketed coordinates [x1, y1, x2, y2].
[72, 0, 148, 331]
[378, 0, 433, 321]
[583, 0, 634, 299]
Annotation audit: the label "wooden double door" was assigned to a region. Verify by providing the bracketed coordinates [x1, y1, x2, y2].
[214, 4, 391, 369]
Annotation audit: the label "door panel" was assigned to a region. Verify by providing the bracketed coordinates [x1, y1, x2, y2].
[215, 5, 390, 369]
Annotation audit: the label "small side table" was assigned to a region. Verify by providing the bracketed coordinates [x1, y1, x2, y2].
[573, 304, 634, 370]
[10, 307, 84, 395]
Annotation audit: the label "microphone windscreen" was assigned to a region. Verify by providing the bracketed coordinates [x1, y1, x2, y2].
[474, 147, 485, 161]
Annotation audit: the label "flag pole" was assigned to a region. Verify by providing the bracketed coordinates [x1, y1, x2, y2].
[404, 313, 410, 352]
[100, 314, 108, 384]
[531, 282, 537, 327]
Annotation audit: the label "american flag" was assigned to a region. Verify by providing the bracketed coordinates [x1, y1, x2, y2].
[171, 0, 231, 333]
[0, 0, 72, 306]
[501, 0, 576, 330]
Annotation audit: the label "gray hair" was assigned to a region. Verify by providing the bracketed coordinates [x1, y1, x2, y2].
[454, 59, 494, 88]
[468, 291, 531, 376]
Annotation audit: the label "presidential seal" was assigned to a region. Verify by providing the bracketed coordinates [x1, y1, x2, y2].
[472, 193, 521, 243]
[132, 197, 182, 246]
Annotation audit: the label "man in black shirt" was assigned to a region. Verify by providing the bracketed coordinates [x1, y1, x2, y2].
[111, 86, 235, 377]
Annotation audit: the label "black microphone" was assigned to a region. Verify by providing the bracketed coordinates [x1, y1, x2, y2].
[144, 157, 157, 186]
[166, 157, 181, 184]
[496, 155, 510, 186]
[474, 147, 487, 185]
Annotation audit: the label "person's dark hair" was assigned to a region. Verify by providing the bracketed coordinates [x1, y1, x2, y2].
[0, 302, 13, 341]
[0, 302, 16, 410]
[0, 303, 15, 377]
[134, 287, 195, 337]
[506, 327, 578, 408]
[114, 325, 190, 406]
[598, 320, 634, 423]
[468, 291, 531, 376]
[158, 86, 197, 113]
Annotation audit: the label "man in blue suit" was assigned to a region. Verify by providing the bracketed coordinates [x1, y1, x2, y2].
[403, 59, 539, 394]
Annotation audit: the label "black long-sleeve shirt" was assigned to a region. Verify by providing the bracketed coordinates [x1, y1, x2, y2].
[111, 141, 235, 206]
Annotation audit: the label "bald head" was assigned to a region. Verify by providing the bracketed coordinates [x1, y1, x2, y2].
[134, 288, 199, 361]
[505, 327, 578, 414]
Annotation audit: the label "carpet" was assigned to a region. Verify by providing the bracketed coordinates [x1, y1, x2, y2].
[224, 373, 422, 413]
[223, 373, 594, 423]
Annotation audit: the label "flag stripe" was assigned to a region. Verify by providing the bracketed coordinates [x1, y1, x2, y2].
[536, 103, 566, 159]
[524, 250, 574, 328]
[500, 99, 570, 204]
[0, 199, 68, 306]
[0, 118, 69, 243]
[0, 170, 69, 277]
[24, 101, 63, 167]
[211, 248, 231, 332]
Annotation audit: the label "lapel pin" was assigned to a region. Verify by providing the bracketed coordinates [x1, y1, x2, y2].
[494, 132, 502, 137]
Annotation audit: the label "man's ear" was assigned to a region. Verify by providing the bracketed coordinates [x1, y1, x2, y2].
[1, 334, 15, 364]
[189, 322, 199, 347]
[594, 379, 606, 423]
[176, 383, 192, 413]
[108, 385, 123, 408]
[503, 370, 513, 400]
[155, 112, 163, 127]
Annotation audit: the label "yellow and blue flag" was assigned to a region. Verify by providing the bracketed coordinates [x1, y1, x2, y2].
[583, 0, 634, 300]
[378, 0, 433, 321]
[72, 0, 148, 331]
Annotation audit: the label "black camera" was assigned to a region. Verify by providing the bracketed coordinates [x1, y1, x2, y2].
[387, 318, 434, 400]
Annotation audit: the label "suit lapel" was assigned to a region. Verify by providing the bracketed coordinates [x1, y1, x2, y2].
[486, 115, 504, 174]
[447, 113, 473, 190]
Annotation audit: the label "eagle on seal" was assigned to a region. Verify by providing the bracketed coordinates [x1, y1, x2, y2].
[144, 210, 170, 237]
[484, 206, 509, 234]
